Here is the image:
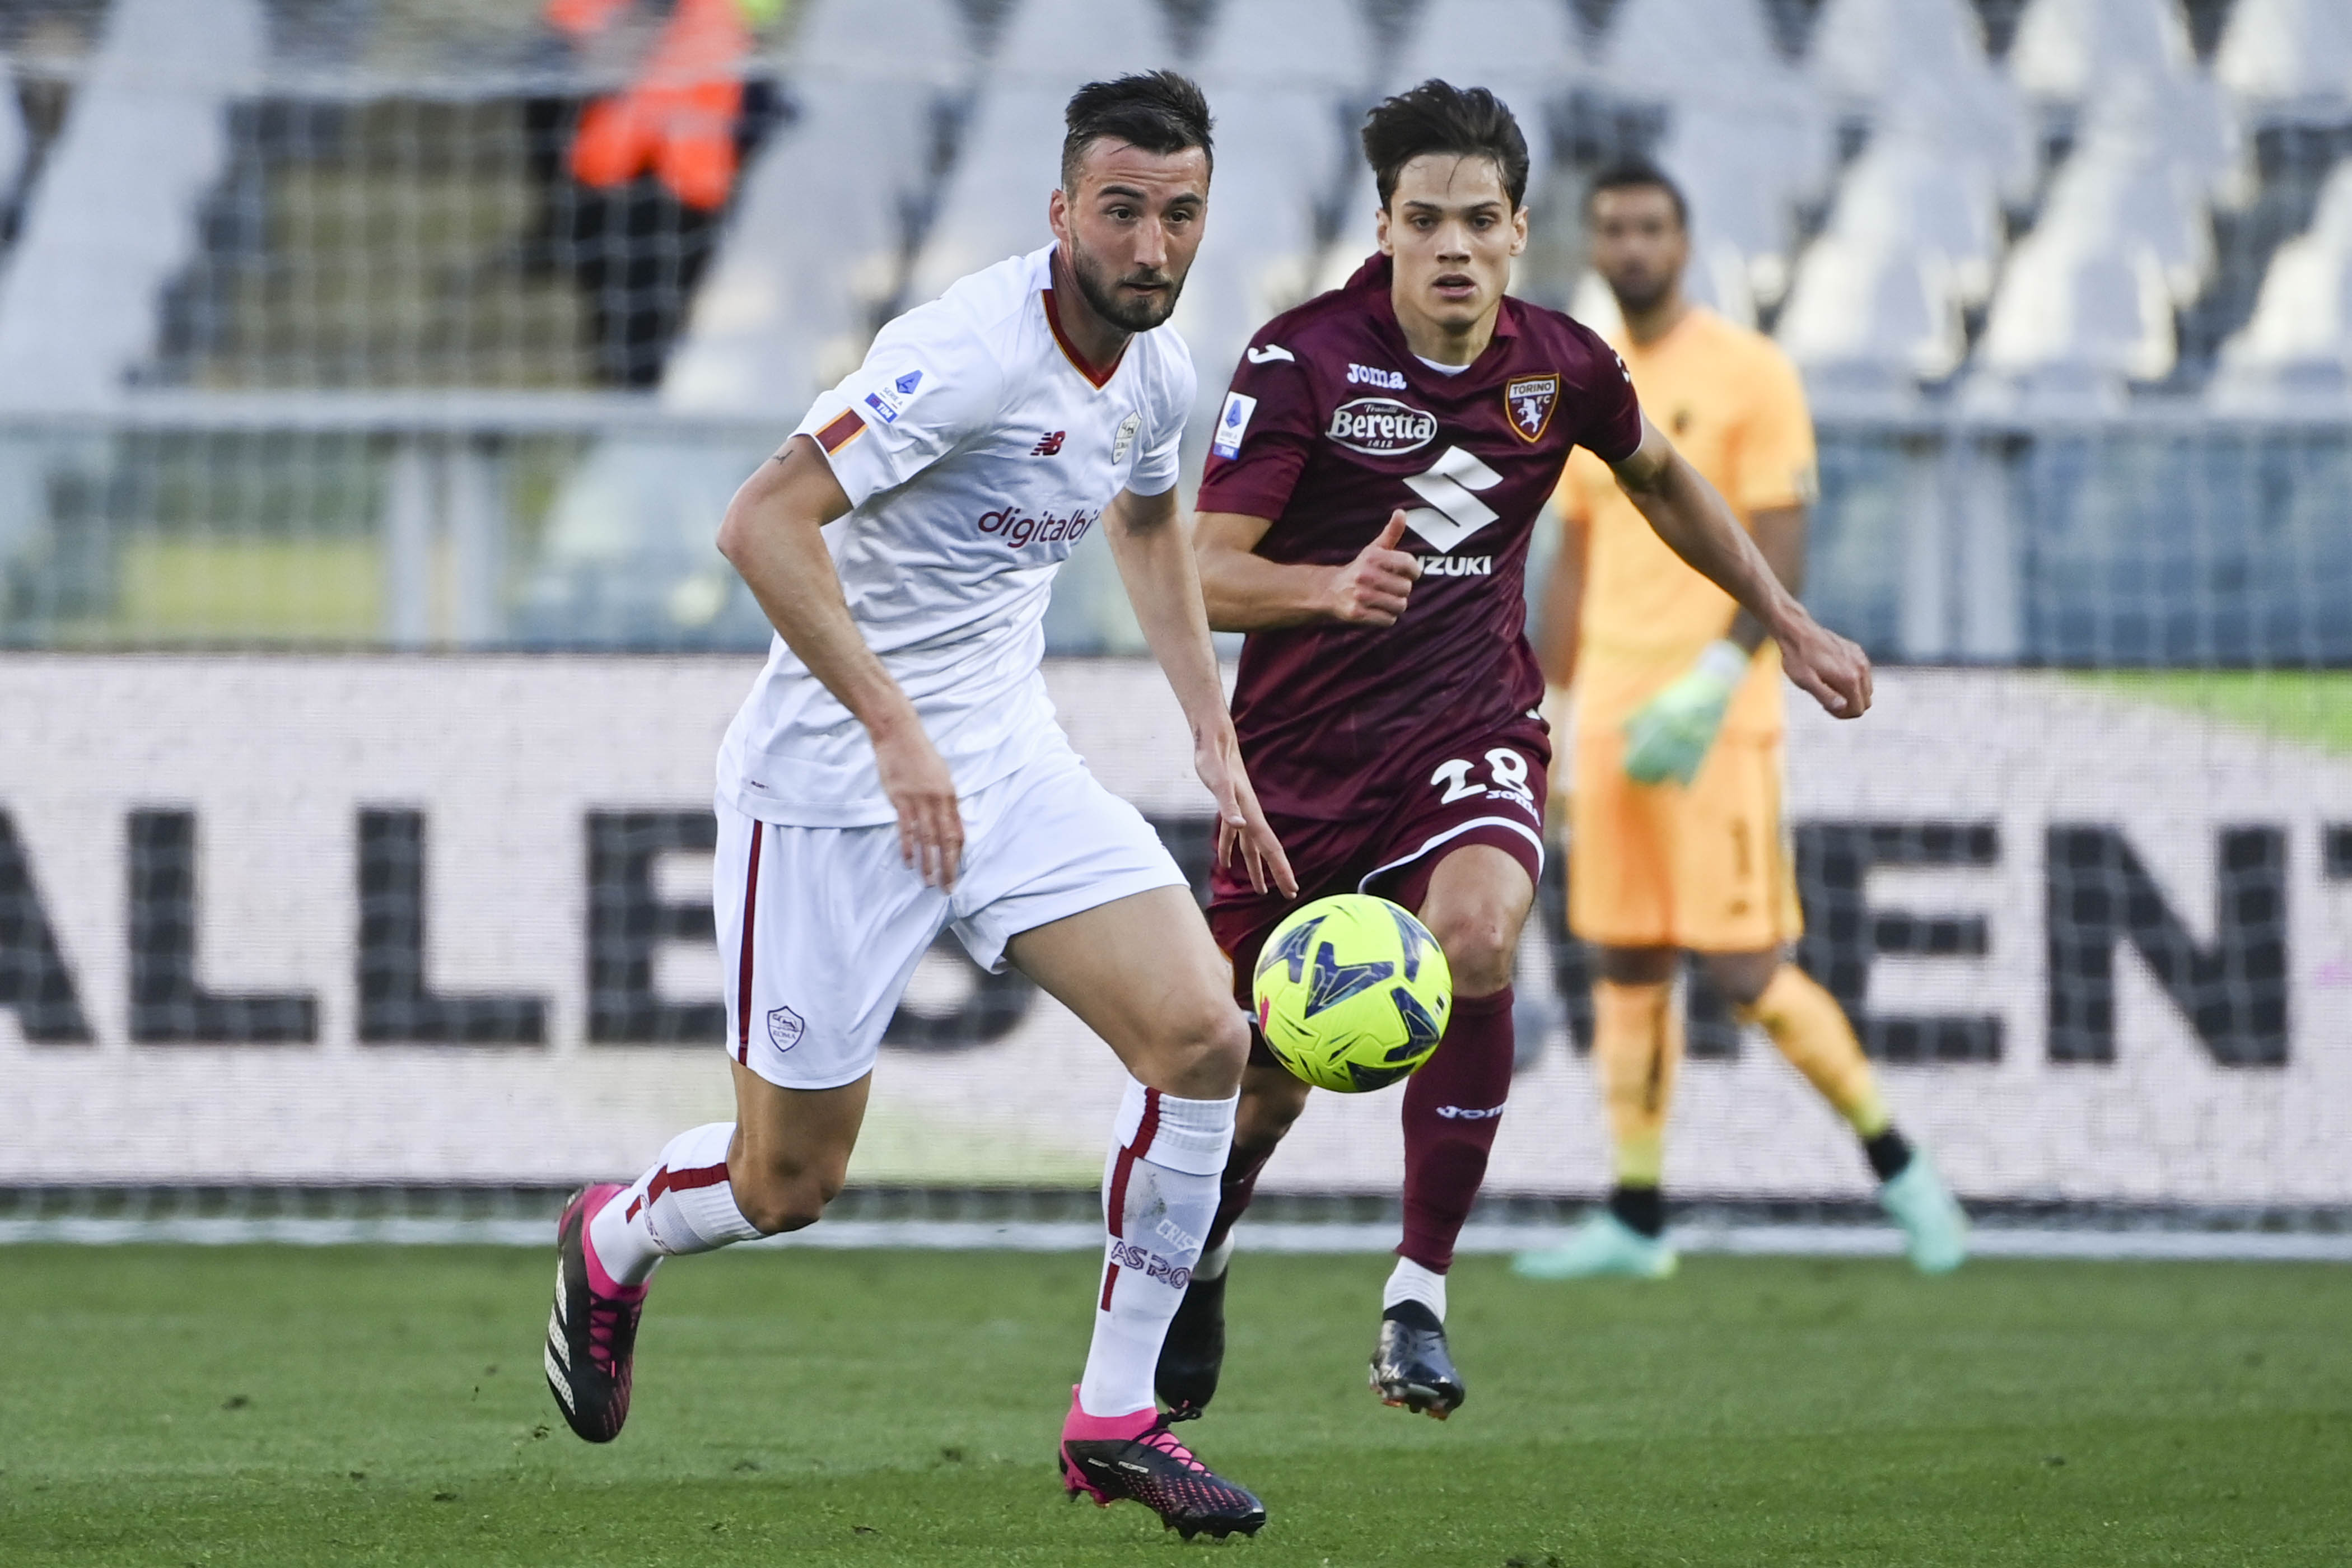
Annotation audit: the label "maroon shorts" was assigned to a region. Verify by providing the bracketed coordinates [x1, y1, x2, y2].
[1209, 712, 1551, 1016]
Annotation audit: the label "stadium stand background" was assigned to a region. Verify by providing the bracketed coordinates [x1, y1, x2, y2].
[0, 0, 2341, 662]
[1, 0, 2349, 1241]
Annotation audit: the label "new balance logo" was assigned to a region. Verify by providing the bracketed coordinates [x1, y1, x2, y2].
[1031, 431, 1066, 456]
[1401, 446, 1504, 552]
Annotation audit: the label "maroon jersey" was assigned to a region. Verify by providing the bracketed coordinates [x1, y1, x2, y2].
[1196, 254, 1644, 823]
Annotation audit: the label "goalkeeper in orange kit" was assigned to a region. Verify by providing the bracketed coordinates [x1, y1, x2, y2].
[1515, 162, 1966, 1278]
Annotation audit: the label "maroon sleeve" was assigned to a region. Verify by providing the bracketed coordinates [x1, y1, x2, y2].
[1195, 338, 1318, 520]
[1577, 337, 1644, 465]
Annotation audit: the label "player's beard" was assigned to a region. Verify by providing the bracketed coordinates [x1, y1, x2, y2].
[1066, 238, 1186, 333]
[1606, 267, 1674, 318]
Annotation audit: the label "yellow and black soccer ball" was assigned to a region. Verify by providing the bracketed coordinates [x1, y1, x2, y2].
[1251, 894, 1453, 1093]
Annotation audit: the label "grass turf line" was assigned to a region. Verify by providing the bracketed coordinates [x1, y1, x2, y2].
[2085, 669, 2352, 755]
[2, 1247, 2347, 1566]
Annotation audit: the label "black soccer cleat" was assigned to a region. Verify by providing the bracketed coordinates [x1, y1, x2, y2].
[1370, 1300, 1466, 1419]
[1060, 1390, 1268, 1541]
[544, 1183, 648, 1443]
[1154, 1266, 1230, 1418]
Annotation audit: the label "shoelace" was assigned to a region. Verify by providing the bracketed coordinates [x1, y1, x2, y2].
[1139, 1418, 1208, 1473]
[584, 1297, 626, 1371]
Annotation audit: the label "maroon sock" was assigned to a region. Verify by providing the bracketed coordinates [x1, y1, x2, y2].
[1205, 1139, 1278, 1252]
[1398, 986, 1515, 1272]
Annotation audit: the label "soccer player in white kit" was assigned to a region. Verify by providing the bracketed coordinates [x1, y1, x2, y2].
[542, 73, 1292, 1539]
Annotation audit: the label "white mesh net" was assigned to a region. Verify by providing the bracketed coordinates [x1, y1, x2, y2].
[0, 0, 2347, 1248]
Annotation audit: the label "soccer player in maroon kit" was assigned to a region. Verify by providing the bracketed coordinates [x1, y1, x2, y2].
[1158, 81, 1873, 1419]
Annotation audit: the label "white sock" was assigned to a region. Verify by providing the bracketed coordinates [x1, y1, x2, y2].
[1383, 1256, 1448, 1322]
[1077, 1079, 1236, 1418]
[587, 1122, 763, 1287]
[1194, 1231, 1236, 1282]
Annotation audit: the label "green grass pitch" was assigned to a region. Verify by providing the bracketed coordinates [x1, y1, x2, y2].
[2089, 669, 2352, 755]
[4, 1246, 2348, 1566]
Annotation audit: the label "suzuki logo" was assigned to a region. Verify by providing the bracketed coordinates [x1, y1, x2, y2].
[1401, 446, 1504, 552]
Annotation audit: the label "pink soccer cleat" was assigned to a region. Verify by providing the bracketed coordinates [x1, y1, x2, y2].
[1057, 1386, 1267, 1540]
[544, 1183, 650, 1443]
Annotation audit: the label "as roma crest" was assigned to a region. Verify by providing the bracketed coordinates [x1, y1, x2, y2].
[1505, 374, 1558, 442]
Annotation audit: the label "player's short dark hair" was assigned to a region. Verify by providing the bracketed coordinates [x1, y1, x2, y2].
[1585, 158, 1688, 229]
[1061, 71, 1214, 192]
[1360, 80, 1531, 212]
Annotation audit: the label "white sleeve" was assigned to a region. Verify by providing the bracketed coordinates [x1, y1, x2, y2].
[1125, 334, 1196, 498]
[792, 307, 1004, 508]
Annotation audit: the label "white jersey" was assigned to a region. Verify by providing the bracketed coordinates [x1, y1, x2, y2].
[718, 245, 1194, 827]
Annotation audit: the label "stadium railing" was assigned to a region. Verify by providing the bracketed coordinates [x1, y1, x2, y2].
[4, 398, 2350, 664]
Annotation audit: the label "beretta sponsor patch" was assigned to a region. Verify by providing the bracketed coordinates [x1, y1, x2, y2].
[1326, 396, 1438, 456]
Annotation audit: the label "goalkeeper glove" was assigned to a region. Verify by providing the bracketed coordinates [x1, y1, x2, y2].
[1622, 639, 1749, 786]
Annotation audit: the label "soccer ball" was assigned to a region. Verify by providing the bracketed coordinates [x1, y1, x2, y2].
[1251, 894, 1453, 1093]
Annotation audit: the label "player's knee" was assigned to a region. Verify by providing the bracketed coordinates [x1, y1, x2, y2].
[730, 1154, 845, 1235]
[1598, 945, 1679, 987]
[1138, 997, 1249, 1100]
[1236, 1065, 1310, 1149]
[1426, 907, 1517, 997]
[1703, 951, 1782, 1009]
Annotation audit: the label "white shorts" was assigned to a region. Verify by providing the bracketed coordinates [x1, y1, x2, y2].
[714, 745, 1186, 1090]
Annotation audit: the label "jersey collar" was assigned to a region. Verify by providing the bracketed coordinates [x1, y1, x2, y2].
[1616, 302, 1709, 361]
[1040, 250, 1128, 390]
[1346, 251, 1522, 375]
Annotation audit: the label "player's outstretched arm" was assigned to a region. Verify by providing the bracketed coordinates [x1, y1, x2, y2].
[1194, 510, 1424, 631]
[1104, 486, 1298, 898]
[1607, 417, 1872, 720]
[717, 436, 966, 888]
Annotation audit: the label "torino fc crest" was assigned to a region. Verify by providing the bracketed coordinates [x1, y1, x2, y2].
[1505, 374, 1558, 442]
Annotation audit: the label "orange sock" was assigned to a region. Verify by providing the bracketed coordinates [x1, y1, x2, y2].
[1738, 966, 1888, 1136]
[1592, 980, 1682, 1187]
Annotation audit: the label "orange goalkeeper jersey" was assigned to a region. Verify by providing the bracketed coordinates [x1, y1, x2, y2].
[1553, 306, 1817, 743]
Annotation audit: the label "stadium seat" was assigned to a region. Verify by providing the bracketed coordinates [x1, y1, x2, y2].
[1972, 134, 2199, 399]
[2215, 0, 2352, 119]
[1777, 129, 1994, 388]
[0, 68, 24, 215]
[2010, 0, 2248, 205]
[2213, 161, 2352, 398]
[1177, 0, 1371, 441]
[662, 0, 968, 415]
[2009, 0, 2198, 102]
[1809, 0, 2034, 203]
[1302, 0, 1583, 310]
[1973, 96, 2220, 402]
[1393, 0, 1581, 192]
[904, 0, 1177, 307]
[2049, 87, 2218, 307]
[1777, 234, 1962, 394]
[1975, 68, 2218, 402]
[1603, 0, 1835, 321]
[1196, 0, 1371, 89]
[0, 0, 265, 410]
